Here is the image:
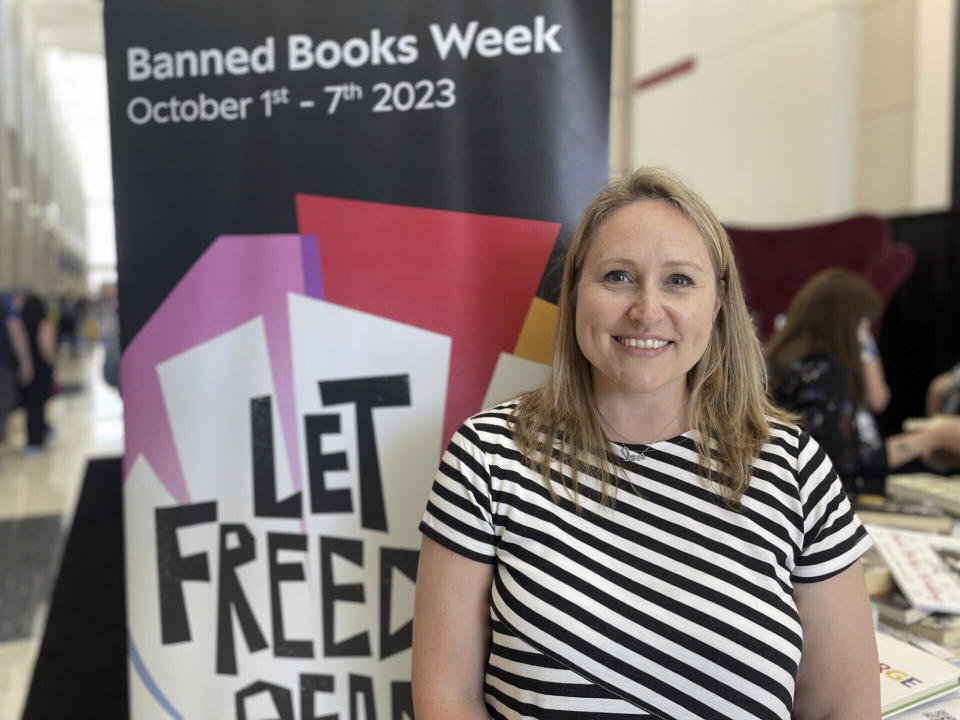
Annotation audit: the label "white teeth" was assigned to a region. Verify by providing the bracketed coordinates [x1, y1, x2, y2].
[619, 337, 668, 349]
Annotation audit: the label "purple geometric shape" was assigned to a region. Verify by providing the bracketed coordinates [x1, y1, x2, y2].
[300, 234, 324, 299]
[120, 235, 323, 502]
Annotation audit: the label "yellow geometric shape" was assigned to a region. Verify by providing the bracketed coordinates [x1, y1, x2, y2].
[513, 297, 558, 365]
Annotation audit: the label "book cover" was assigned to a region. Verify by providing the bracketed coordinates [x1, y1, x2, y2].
[908, 615, 960, 647]
[865, 547, 895, 598]
[869, 526, 960, 613]
[856, 494, 953, 534]
[878, 631, 960, 717]
[882, 612, 960, 647]
[875, 592, 933, 627]
[877, 623, 960, 662]
[887, 475, 960, 518]
[891, 690, 960, 718]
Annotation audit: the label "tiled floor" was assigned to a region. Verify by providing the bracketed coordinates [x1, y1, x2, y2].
[0, 345, 123, 720]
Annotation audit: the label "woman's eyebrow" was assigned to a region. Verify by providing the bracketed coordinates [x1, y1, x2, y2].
[662, 259, 707, 272]
[597, 257, 707, 273]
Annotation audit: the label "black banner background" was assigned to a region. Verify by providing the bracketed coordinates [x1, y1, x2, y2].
[104, 4, 611, 715]
[104, 0, 612, 348]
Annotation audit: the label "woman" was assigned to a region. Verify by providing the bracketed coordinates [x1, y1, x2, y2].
[18, 293, 56, 452]
[413, 169, 879, 719]
[768, 268, 960, 494]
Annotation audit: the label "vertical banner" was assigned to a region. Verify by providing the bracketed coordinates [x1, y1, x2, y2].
[104, 2, 610, 718]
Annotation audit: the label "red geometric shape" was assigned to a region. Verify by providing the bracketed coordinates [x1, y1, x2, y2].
[296, 195, 559, 446]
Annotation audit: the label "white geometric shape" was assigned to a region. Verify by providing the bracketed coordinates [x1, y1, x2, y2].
[482, 351, 550, 409]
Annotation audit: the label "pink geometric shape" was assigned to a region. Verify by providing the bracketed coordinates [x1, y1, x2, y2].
[121, 235, 323, 502]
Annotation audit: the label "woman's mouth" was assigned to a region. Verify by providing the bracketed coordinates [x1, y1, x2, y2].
[615, 337, 670, 349]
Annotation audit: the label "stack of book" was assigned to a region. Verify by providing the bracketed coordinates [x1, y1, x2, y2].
[868, 527, 960, 694]
[885, 474, 960, 519]
[864, 477, 960, 715]
[877, 631, 960, 716]
[863, 546, 895, 598]
[869, 526, 960, 617]
[855, 493, 953, 534]
[874, 591, 960, 647]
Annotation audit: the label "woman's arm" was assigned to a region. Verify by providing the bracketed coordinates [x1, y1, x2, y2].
[861, 355, 890, 414]
[886, 417, 960, 471]
[886, 430, 942, 469]
[38, 318, 57, 366]
[792, 561, 880, 720]
[927, 372, 952, 416]
[5, 314, 33, 385]
[858, 319, 890, 414]
[412, 536, 494, 720]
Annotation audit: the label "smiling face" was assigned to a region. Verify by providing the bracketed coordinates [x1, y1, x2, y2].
[575, 199, 720, 412]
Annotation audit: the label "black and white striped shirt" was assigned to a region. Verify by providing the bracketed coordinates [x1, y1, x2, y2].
[419, 402, 872, 720]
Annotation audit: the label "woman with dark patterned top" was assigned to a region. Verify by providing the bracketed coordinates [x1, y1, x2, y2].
[768, 268, 960, 495]
[412, 170, 880, 719]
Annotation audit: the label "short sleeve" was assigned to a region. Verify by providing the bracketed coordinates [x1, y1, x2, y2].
[419, 421, 497, 564]
[791, 431, 874, 583]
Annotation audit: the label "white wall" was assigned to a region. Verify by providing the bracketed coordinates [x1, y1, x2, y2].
[857, 0, 916, 215]
[609, 0, 634, 178]
[613, 0, 957, 225]
[628, 1, 859, 224]
[912, 0, 956, 211]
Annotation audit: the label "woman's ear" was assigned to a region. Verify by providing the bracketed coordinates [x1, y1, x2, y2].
[713, 280, 725, 320]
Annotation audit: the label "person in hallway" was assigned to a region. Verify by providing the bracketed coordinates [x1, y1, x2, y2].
[413, 168, 879, 719]
[0, 291, 33, 444]
[18, 293, 57, 453]
[57, 294, 80, 356]
[767, 268, 960, 495]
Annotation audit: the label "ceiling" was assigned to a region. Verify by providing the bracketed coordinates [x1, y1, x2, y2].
[21, 0, 103, 56]
[13, 0, 114, 272]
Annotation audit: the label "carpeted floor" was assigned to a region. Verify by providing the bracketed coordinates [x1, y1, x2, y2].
[0, 516, 63, 643]
[22, 456, 127, 720]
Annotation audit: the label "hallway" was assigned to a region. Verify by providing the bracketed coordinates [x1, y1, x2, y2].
[0, 345, 123, 719]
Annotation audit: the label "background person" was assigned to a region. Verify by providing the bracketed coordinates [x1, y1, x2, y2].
[412, 169, 879, 720]
[927, 362, 960, 416]
[18, 293, 57, 453]
[924, 363, 960, 470]
[768, 268, 960, 494]
[58, 294, 79, 356]
[0, 291, 33, 445]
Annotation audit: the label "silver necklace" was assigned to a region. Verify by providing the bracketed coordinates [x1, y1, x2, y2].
[597, 407, 683, 465]
[618, 443, 647, 464]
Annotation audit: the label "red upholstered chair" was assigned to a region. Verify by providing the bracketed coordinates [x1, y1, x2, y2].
[727, 216, 916, 341]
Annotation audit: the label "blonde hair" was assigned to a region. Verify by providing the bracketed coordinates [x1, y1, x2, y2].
[510, 167, 789, 506]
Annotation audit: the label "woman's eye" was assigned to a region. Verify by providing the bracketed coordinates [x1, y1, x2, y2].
[667, 274, 693, 287]
[603, 270, 630, 284]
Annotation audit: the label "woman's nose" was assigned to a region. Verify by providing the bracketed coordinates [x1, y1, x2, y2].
[627, 287, 665, 324]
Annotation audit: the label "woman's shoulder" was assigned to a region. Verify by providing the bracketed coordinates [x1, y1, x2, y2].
[440, 401, 529, 474]
[762, 416, 839, 474]
[452, 398, 522, 440]
[763, 417, 823, 460]
[765, 416, 802, 446]
[466, 397, 522, 423]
